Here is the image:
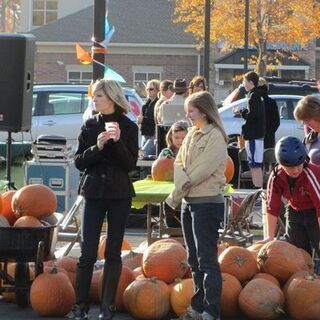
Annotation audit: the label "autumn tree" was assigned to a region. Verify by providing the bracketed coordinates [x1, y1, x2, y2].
[173, 0, 320, 75]
[0, 0, 20, 32]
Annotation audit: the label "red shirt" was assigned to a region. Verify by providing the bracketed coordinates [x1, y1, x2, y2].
[266, 163, 320, 217]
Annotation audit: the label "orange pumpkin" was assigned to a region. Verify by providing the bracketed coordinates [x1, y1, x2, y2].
[239, 278, 285, 319]
[257, 240, 305, 283]
[123, 277, 170, 319]
[218, 246, 259, 283]
[221, 273, 242, 318]
[97, 265, 135, 311]
[151, 157, 175, 181]
[170, 278, 194, 317]
[253, 273, 280, 288]
[12, 184, 57, 219]
[30, 267, 75, 317]
[142, 239, 188, 284]
[0, 190, 17, 225]
[13, 216, 43, 228]
[121, 250, 143, 270]
[224, 155, 235, 183]
[299, 248, 314, 272]
[132, 266, 143, 279]
[98, 236, 132, 260]
[282, 270, 314, 297]
[286, 274, 320, 320]
[247, 242, 265, 259]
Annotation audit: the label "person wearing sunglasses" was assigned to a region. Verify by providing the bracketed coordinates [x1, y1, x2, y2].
[138, 79, 160, 157]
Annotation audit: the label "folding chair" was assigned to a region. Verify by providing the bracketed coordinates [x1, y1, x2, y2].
[263, 148, 276, 187]
[237, 148, 252, 189]
[220, 190, 262, 246]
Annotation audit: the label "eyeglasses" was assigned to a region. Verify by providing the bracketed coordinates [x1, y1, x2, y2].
[146, 87, 155, 91]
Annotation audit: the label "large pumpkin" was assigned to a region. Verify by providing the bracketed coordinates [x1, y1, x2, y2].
[30, 267, 75, 317]
[0, 190, 17, 225]
[221, 273, 242, 318]
[257, 240, 305, 283]
[13, 216, 44, 228]
[239, 278, 285, 319]
[151, 157, 175, 181]
[121, 250, 143, 270]
[170, 278, 194, 317]
[218, 246, 259, 283]
[123, 277, 170, 319]
[286, 274, 320, 320]
[98, 235, 132, 260]
[12, 184, 57, 219]
[253, 273, 280, 288]
[224, 155, 235, 183]
[142, 239, 188, 284]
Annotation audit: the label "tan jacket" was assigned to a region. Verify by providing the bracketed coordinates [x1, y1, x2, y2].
[166, 124, 227, 209]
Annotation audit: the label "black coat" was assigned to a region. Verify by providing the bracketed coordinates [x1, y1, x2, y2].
[241, 87, 265, 140]
[75, 113, 139, 199]
[140, 97, 159, 136]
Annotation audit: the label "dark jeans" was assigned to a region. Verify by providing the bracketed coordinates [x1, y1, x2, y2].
[181, 201, 224, 318]
[287, 206, 320, 256]
[78, 197, 131, 269]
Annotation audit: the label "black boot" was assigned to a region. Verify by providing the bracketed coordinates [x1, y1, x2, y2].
[69, 265, 94, 319]
[98, 263, 122, 320]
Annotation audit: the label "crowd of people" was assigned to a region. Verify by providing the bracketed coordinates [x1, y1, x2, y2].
[69, 74, 320, 320]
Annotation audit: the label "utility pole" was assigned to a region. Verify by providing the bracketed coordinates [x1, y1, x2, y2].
[93, 0, 106, 81]
[203, 0, 211, 87]
[244, 0, 249, 73]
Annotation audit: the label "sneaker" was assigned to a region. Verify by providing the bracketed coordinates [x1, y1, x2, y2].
[68, 304, 89, 320]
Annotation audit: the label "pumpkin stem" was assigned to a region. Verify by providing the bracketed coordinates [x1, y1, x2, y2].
[275, 306, 285, 315]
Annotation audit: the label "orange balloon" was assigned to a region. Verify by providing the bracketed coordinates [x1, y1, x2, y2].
[224, 155, 235, 183]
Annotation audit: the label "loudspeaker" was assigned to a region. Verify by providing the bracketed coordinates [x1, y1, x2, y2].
[0, 34, 35, 132]
[156, 124, 171, 155]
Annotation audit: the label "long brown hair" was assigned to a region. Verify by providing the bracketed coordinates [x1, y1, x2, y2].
[185, 91, 228, 143]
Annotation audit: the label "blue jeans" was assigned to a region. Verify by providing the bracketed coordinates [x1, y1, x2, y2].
[181, 201, 224, 318]
[78, 198, 131, 269]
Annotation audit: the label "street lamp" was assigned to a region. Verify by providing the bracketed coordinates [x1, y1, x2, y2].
[203, 0, 211, 87]
[244, 0, 249, 73]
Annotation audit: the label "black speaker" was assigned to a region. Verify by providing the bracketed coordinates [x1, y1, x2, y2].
[156, 124, 171, 155]
[0, 34, 35, 132]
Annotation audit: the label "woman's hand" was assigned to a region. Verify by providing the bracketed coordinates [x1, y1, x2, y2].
[97, 124, 121, 150]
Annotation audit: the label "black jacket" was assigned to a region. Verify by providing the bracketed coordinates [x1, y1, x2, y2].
[241, 87, 265, 140]
[140, 97, 159, 136]
[75, 113, 139, 199]
[258, 86, 280, 148]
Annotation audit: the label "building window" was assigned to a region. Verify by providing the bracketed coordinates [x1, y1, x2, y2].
[32, 0, 57, 27]
[133, 66, 162, 98]
[316, 38, 320, 48]
[68, 71, 92, 84]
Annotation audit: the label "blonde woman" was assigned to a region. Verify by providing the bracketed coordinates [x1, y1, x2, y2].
[154, 79, 174, 124]
[167, 91, 228, 320]
[138, 79, 160, 156]
[71, 79, 139, 320]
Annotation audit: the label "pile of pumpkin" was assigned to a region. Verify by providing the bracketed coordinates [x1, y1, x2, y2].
[151, 155, 235, 183]
[0, 184, 57, 228]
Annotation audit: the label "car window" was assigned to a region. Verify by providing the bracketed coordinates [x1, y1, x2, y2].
[39, 93, 86, 116]
[274, 98, 298, 120]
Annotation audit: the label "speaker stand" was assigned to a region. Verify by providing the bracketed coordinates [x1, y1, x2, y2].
[5, 131, 17, 190]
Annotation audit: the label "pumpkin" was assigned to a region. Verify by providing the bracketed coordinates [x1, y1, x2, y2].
[123, 277, 170, 319]
[221, 273, 242, 318]
[98, 235, 132, 260]
[286, 274, 320, 320]
[121, 250, 143, 270]
[239, 278, 285, 319]
[218, 246, 259, 283]
[142, 239, 188, 284]
[253, 273, 280, 288]
[97, 265, 135, 311]
[12, 184, 57, 219]
[89, 269, 103, 303]
[299, 248, 314, 272]
[224, 155, 235, 183]
[151, 157, 175, 181]
[247, 242, 265, 259]
[30, 267, 75, 317]
[0, 190, 17, 225]
[132, 266, 143, 279]
[170, 278, 194, 317]
[282, 270, 314, 297]
[257, 240, 305, 283]
[13, 216, 43, 228]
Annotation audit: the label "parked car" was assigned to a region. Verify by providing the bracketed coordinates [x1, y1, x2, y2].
[222, 82, 319, 106]
[0, 83, 143, 150]
[219, 95, 305, 142]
